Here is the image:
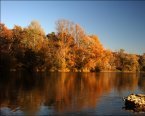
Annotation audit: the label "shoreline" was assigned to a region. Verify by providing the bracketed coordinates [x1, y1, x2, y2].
[6, 68, 145, 73]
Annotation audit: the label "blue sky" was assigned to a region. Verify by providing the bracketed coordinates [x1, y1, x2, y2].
[1, 1, 145, 54]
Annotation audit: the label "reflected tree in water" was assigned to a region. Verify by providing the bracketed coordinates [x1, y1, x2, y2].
[0, 72, 143, 115]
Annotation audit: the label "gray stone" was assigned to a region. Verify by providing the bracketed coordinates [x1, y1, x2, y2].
[123, 94, 145, 112]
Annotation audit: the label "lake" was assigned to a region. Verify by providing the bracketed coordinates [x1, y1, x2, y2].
[0, 72, 145, 115]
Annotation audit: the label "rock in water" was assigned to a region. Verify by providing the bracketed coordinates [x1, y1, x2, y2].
[123, 94, 145, 112]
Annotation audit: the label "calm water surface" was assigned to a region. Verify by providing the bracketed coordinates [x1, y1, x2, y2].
[0, 72, 145, 115]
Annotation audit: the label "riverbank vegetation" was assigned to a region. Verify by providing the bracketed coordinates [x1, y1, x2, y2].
[0, 19, 145, 72]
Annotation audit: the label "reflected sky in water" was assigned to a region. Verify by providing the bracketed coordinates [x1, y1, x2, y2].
[0, 72, 145, 115]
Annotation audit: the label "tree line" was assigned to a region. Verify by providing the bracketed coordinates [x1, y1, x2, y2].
[0, 19, 145, 72]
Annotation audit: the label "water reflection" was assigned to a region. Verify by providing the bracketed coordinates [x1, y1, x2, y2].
[0, 72, 144, 115]
[138, 73, 145, 92]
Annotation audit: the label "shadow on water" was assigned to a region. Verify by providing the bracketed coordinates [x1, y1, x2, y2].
[138, 73, 145, 92]
[0, 71, 145, 115]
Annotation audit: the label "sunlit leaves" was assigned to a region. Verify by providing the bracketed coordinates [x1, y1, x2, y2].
[114, 49, 139, 72]
[0, 23, 13, 40]
[0, 20, 144, 72]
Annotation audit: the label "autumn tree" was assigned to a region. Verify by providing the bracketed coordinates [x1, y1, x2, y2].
[46, 31, 74, 71]
[114, 49, 139, 72]
[96, 50, 115, 71]
[0, 23, 13, 53]
[11, 21, 47, 71]
[0, 23, 15, 71]
[0, 20, 142, 72]
[53, 20, 76, 71]
[20, 21, 45, 51]
[139, 53, 145, 71]
[87, 35, 104, 71]
[114, 49, 126, 71]
[28, 20, 45, 35]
